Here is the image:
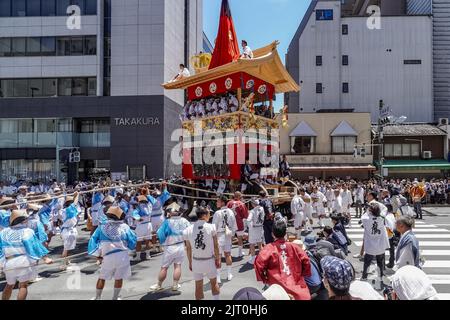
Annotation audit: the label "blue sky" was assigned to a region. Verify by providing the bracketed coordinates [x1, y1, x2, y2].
[203, 0, 310, 110]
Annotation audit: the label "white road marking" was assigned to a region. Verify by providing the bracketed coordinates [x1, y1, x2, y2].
[347, 229, 448, 233]
[423, 260, 450, 268]
[354, 241, 450, 247]
[349, 234, 450, 240]
[437, 294, 450, 300]
[427, 275, 450, 284]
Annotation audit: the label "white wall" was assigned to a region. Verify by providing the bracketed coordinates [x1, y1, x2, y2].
[297, 0, 434, 122]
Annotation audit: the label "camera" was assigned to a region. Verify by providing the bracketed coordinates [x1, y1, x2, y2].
[383, 285, 395, 300]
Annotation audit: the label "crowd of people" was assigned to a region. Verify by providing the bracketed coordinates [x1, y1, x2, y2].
[0, 175, 444, 301]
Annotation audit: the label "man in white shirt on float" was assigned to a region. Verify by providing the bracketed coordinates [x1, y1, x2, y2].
[170, 64, 191, 82]
[240, 40, 253, 59]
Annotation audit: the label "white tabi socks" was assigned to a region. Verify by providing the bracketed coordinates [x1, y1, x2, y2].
[227, 266, 233, 281]
[112, 288, 121, 300]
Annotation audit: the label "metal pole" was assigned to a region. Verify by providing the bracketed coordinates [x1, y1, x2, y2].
[56, 147, 60, 183]
[379, 100, 384, 185]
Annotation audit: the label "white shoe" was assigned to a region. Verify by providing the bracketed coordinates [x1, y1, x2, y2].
[172, 284, 182, 292]
[227, 273, 233, 281]
[146, 252, 152, 260]
[150, 284, 163, 292]
[353, 254, 362, 259]
[91, 297, 101, 300]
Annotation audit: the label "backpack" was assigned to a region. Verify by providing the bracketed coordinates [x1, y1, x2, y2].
[305, 250, 323, 287]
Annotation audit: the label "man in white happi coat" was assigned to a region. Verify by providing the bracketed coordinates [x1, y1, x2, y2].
[325, 185, 335, 214]
[246, 199, 265, 264]
[299, 189, 313, 232]
[150, 203, 190, 292]
[212, 196, 237, 283]
[340, 184, 353, 220]
[311, 186, 327, 228]
[184, 207, 221, 300]
[291, 192, 305, 239]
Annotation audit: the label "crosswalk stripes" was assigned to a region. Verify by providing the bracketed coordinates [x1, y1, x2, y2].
[347, 218, 450, 300]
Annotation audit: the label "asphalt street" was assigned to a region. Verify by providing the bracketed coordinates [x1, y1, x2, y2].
[1, 207, 449, 300]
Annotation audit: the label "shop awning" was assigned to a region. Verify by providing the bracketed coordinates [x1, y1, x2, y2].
[381, 160, 450, 170]
[290, 121, 318, 137]
[291, 164, 376, 172]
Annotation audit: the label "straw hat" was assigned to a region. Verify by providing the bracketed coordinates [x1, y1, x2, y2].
[106, 206, 124, 220]
[137, 195, 149, 203]
[0, 197, 15, 206]
[102, 195, 115, 204]
[165, 202, 181, 215]
[27, 203, 42, 212]
[10, 209, 29, 225]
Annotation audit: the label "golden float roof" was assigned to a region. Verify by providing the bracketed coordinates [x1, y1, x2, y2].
[162, 41, 300, 94]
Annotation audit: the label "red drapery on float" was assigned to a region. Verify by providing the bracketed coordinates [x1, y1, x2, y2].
[187, 72, 275, 101]
[209, 0, 240, 69]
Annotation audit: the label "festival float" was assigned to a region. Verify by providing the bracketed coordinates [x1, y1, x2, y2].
[162, 0, 300, 202]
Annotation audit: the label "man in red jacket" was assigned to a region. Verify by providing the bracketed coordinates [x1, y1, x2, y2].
[227, 192, 249, 258]
[254, 218, 312, 300]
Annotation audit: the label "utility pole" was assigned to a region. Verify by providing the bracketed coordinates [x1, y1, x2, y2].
[378, 99, 385, 185]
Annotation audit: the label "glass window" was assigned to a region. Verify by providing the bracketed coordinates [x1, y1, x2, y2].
[316, 83, 323, 94]
[84, 36, 96, 55]
[0, 0, 11, 17]
[41, 0, 56, 16]
[104, 37, 111, 56]
[41, 37, 56, 56]
[57, 37, 71, 56]
[81, 120, 94, 133]
[384, 144, 393, 157]
[71, 0, 85, 13]
[411, 144, 420, 157]
[0, 119, 18, 133]
[12, 38, 26, 56]
[13, 79, 29, 97]
[333, 136, 356, 154]
[0, 38, 11, 57]
[342, 55, 349, 66]
[104, 57, 111, 77]
[35, 119, 56, 132]
[0, 80, 14, 98]
[393, 144, 402, 157]
[88, 77, 96, 96]
[57, 0, 71, 15]
[58, 119, 73, 132]
[42, 78, 57, 96]
[343, 82, 349, 93]
[402, 144, 411, 157]
[85, 0, 96, 14]
[26, 37, 42, 56]
[342, 24, 348, 35]
[291, 137, 315, 154]
[29, 78, 43, 97]
[27, 0, 41, 16]
[316, 55, 322, 66]
[58, 78, 72, 96]
[12, 0, 26, 17]
[95, 119, 110, 132]
[103, 77, 110, 96]
[70, 37, 83, 55]
[18, 119, 33, 132]
[72, 77, 87, 96]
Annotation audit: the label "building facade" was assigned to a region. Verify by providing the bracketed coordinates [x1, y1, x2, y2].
[279, 112, 375, 180]
[374, 123, 450, 178]
[285, 0, 434, 122]
[0, 0, 203, 183]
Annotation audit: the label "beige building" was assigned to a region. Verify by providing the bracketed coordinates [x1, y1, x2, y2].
[279, 112, 375, 180]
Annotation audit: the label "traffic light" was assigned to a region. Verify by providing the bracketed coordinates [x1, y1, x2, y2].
[69, 150, 81, 163]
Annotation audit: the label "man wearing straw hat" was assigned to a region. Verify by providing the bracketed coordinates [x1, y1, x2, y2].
[16, 185, 29, 209]
[59, 191, 81, 270]
[0, 209, 53, 300]
[150, 202, 190, 292]
[88, 206, 137, 300]
[131, 195, 154, 261]
[0, 197, 18, 231]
